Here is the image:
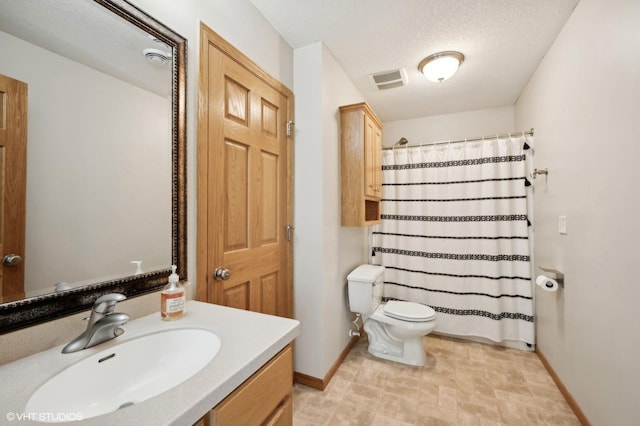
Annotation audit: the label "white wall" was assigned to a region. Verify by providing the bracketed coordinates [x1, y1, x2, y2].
[292, 43, 325, 378]
[321, 45, 370, 377]
[293, 42, 368, 378]
[515, 0, 640, 424]
[382, 106, 515, 148]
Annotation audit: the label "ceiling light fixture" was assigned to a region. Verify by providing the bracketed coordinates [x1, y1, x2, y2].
[418, 51, 464, 83]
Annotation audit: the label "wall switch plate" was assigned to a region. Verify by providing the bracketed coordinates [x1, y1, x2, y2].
[558, 215, 567, 234]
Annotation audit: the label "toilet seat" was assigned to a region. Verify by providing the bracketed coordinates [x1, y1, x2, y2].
[383, 301, 435, 322]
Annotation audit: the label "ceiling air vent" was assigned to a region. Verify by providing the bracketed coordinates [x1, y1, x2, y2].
[368, 68, 408, 90]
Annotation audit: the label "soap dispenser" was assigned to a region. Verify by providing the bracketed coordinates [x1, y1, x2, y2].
[161, 265, 185, 320]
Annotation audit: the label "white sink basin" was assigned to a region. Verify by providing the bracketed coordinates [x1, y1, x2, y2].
[25, 328, 221, 422]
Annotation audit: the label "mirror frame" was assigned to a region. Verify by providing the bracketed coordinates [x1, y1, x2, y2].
[0, 0, 187, 334]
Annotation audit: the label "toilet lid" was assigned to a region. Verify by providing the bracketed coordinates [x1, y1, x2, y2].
[384, 301, 436, 322]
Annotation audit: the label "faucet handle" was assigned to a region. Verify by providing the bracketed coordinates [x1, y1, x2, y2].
[96, 312, 130, 337]
[92, 293, 126, 314]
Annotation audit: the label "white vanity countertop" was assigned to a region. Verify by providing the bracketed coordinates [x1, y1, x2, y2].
[0, 301, 300, 425]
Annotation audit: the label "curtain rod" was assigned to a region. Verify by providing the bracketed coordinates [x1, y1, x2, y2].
[383, 128, 534, 150]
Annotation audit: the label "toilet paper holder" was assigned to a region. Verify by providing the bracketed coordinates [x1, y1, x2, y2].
[538, 267, 564, 288]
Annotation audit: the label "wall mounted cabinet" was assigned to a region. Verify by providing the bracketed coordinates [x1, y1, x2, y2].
[340, 102, 383, 226]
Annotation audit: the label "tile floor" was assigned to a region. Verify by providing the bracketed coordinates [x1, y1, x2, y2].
[293, 334, 581, 425]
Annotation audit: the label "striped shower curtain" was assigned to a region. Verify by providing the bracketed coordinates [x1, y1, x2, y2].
[372, 136, 534, 344]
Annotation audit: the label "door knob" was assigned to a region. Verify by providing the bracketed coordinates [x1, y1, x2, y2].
[2, 254, 22, 266]
[213, 267, 231, 281]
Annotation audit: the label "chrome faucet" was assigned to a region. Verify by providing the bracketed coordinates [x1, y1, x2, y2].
[62, 293, 130, 354]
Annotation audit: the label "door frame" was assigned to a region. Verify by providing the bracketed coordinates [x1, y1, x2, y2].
[196, 23, 294, 317]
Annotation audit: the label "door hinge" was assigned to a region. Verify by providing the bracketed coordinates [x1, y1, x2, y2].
[285, 225, 294, 241]
[286, 120, 294, 137]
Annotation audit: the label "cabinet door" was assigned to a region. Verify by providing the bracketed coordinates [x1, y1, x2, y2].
[364, 114, 382, 199]
[372, 122, 382, 199]
[210, 346, 292, 425]
[263, 395, 292, 426]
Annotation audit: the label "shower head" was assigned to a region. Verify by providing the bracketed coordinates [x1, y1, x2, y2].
[394, 137, 409, 147]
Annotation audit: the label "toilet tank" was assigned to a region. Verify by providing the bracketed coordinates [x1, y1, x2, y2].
[347, 265, 385, 314]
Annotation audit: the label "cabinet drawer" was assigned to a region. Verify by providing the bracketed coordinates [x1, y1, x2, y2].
[211, 345, 292, 425]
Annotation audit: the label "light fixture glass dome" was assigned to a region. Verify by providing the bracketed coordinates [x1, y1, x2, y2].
[418, 51, 464, 83]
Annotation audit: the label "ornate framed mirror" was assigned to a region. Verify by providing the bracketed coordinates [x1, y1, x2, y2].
[0, 0, 186, 334]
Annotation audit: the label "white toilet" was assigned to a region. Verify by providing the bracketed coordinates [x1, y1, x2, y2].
[347, 264, 436, 366]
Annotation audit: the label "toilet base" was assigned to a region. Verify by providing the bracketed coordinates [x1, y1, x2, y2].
[364, 318, 431, 366]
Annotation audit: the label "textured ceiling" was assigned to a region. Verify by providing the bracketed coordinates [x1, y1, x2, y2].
[250, 0, 580, 122]
[0, 0, 171, 97]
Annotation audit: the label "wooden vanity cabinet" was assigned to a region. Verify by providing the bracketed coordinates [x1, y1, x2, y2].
[340, 102, 383, 226]
[195, 345, 293, 426]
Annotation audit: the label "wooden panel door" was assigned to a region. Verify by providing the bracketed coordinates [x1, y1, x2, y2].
[197, 25, 293, 317]
[0, 74, 28, 303]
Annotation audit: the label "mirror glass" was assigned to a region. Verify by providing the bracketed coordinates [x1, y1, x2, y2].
[0, 0, 187, 333]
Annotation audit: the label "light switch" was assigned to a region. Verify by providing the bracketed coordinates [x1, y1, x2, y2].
[558, 215, 567, 235]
